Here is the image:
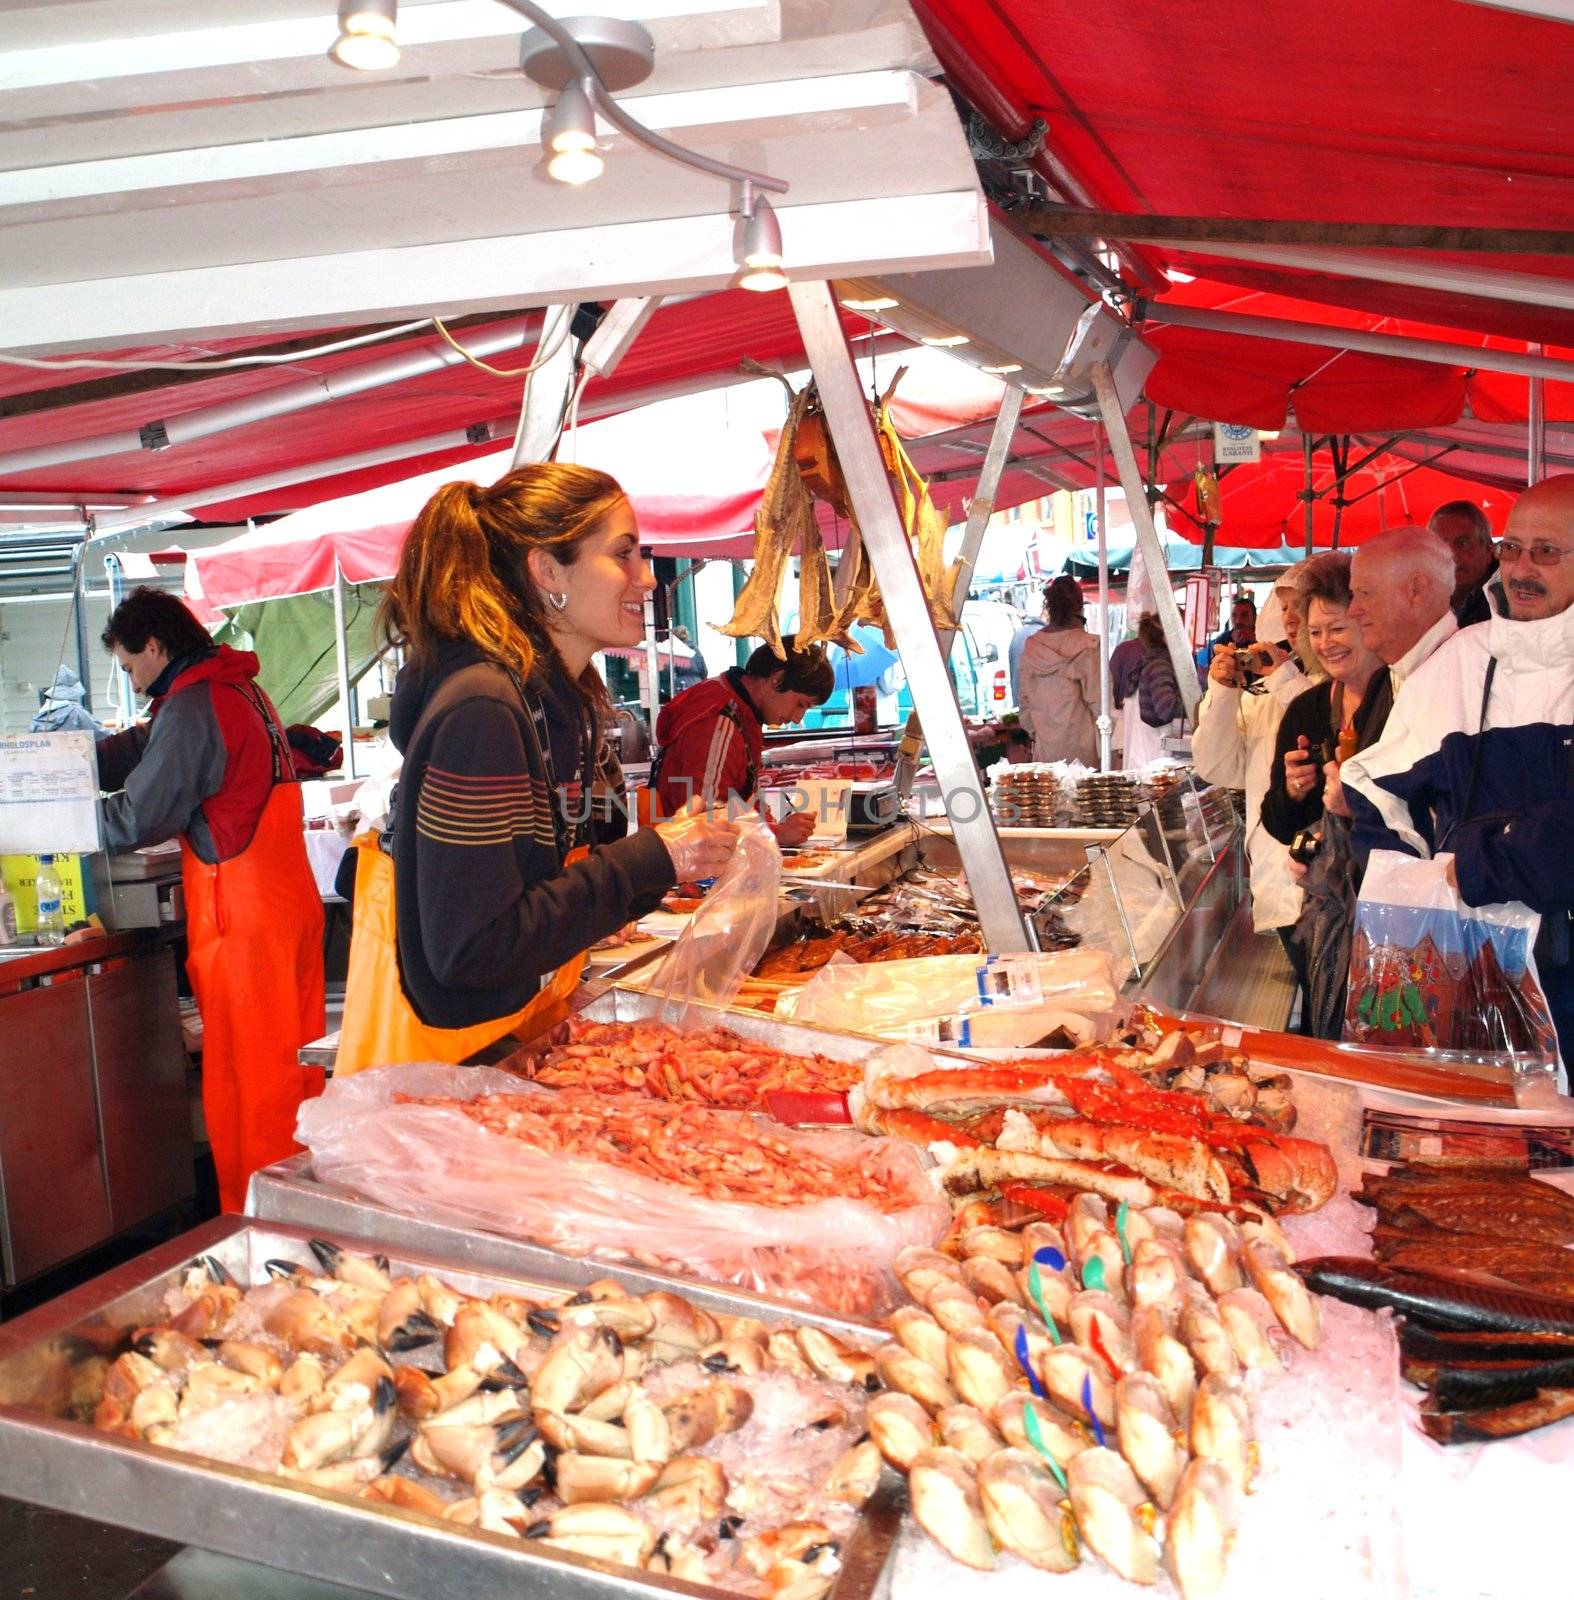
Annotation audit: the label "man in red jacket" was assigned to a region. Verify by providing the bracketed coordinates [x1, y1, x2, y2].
[650, 636, 833, 846]
[97, 588, 324, 1212]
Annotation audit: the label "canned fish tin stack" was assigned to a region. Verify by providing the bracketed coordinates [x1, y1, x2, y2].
[992, 764, 1063, 827]
[1074, 772, 1141, 827]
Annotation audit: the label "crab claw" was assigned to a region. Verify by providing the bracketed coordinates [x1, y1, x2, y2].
[198, 1254, 235, 1287]
[412, 1416, 544, 1493]
[308, 1239, 393, 1293]
[530, 1325, 625, 1416]
[822, 1439, 882, 1510]
[377, 1280, 441, 1353]
[554, 1452, 663, 1505]
[526, 1503, 656, 1567]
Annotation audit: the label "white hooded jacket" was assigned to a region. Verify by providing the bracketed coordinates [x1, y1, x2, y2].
[1191, 660, 1312, 931]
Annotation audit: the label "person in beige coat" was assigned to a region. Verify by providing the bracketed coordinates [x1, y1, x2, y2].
[1018, 575, 1100, 766]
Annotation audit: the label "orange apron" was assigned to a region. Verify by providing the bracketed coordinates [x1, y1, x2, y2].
[180, 781, 326, 1214]
[334, 837, 589, 1077]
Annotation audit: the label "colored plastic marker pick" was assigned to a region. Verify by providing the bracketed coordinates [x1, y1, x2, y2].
[1087, 1316, 1123, 1385]
[1022, 1401, 1071, 1494]
[1014, 1322, 1048, 1400]
[1081, 1255, 1107, 1293]
[1114, 1200, 1133, 1265]
[1034, 1244, 1067, 1274]
[1081, 1373, 1107, 1448]
[1028, 1249, 1065, 1345]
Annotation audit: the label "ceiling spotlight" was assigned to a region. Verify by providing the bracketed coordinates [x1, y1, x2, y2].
[920, 332, 969, 348]
[330, 0, 399, 70]
[839, 295, 899, 312]
[1024, 383, 1071, 398]
[544, 79, 604, 184]
[737, 186, 787, 293]
[980, 362, 1023, 374]
[1164, 267, 1196, 284]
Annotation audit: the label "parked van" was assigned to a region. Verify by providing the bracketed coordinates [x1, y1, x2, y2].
[799, 598, 1028, 730]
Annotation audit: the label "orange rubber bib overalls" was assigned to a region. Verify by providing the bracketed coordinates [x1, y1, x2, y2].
[335, 676, 591, 1076]
[179, 695, 326, 1213]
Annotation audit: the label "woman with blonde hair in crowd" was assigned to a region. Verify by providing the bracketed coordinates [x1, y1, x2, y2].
[336, 464, 737, 1072]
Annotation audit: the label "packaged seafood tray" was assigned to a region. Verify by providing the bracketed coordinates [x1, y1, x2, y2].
[0, 1216, 903, 1600]
[280, 989, 963, 1319]
[249, 1153, 889, 1338]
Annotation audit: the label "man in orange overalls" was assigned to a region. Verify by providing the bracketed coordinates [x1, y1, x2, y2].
[97, 588, 325, 1212]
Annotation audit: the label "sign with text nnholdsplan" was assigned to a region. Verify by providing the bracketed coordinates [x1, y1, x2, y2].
[0, 731, 101, 855]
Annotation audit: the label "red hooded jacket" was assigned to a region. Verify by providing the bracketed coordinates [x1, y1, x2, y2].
[97, 646, 292, 864]
[650, 668, 764, 818]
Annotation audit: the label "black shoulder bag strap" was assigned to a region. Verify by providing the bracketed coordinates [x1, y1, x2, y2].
[1439, 656, 1497, 851]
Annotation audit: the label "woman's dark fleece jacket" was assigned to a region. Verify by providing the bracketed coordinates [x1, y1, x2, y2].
[389, 641, 674, 1029]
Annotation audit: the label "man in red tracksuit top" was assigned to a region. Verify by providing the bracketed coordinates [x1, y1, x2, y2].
[97, 588, 325, 1212]
[650, 636, 834, 847]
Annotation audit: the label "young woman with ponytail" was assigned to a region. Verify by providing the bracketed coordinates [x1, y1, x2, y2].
[335, 465, 738, 1072]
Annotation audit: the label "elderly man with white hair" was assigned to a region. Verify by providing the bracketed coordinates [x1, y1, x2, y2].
[1191, 566, 1314, 1008]
[1287, 524, 1458, 1036]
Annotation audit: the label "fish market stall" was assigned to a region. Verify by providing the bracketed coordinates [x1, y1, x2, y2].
[10, 1004, 1574, 1600]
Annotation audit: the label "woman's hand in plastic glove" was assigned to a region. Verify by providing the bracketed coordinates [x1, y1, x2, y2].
[655, 797, 740, 881]
[772, 810, 818, 848]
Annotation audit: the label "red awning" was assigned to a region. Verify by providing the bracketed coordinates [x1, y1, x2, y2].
[914, 0, 1574, 437]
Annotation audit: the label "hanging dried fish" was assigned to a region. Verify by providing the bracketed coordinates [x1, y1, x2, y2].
[719, 387, 815, 655]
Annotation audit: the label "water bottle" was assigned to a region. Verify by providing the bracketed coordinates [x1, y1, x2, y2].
[33, 855, 65, 947]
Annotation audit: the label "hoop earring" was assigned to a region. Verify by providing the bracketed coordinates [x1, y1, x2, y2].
[546, 590, 568, 612]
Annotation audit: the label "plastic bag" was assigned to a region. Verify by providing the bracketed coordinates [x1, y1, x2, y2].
[647, 812, 782, 1026]
[295, 1061, 947, 1317]
[784, 948, 1123, 1051]
[1343, 849, 1559, 1070]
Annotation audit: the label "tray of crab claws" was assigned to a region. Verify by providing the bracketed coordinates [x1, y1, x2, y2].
[0, 1217, 903, 1600]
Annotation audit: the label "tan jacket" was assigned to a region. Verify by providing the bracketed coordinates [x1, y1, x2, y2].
[1018, 626, 1099, 766]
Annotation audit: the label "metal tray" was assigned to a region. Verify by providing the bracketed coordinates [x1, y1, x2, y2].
[0, 1216, 902, 1600]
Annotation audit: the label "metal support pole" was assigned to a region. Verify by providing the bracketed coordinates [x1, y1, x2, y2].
[1094, 423, 1113, 772]
[1529, 344, 1546, 485]
[641, 576, 661, 747]
[332, 562, 356, 781]
[1090, 363, 1200, 719]
[511, 303, 579, 468]
[71, 553, 92, 713]
[894, 383, 1024, 797]
[1138, 299, 1574, 384]
[1302, 433, 1316, 558]
[789, 280, 1030, 953]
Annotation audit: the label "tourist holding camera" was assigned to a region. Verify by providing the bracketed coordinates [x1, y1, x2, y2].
[1261, 555, 1386, 850]
[1258, 554, 1387, 1035]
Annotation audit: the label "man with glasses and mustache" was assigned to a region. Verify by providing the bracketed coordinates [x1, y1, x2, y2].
[1345, 475, 1574, 1071]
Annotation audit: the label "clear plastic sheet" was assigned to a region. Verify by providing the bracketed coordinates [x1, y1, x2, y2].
[1344, 849, 1558, 1073]
[783, 948, 1122, 1048]
[647, 813, 782, 1026]
[296, 1062, 948, 1317]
